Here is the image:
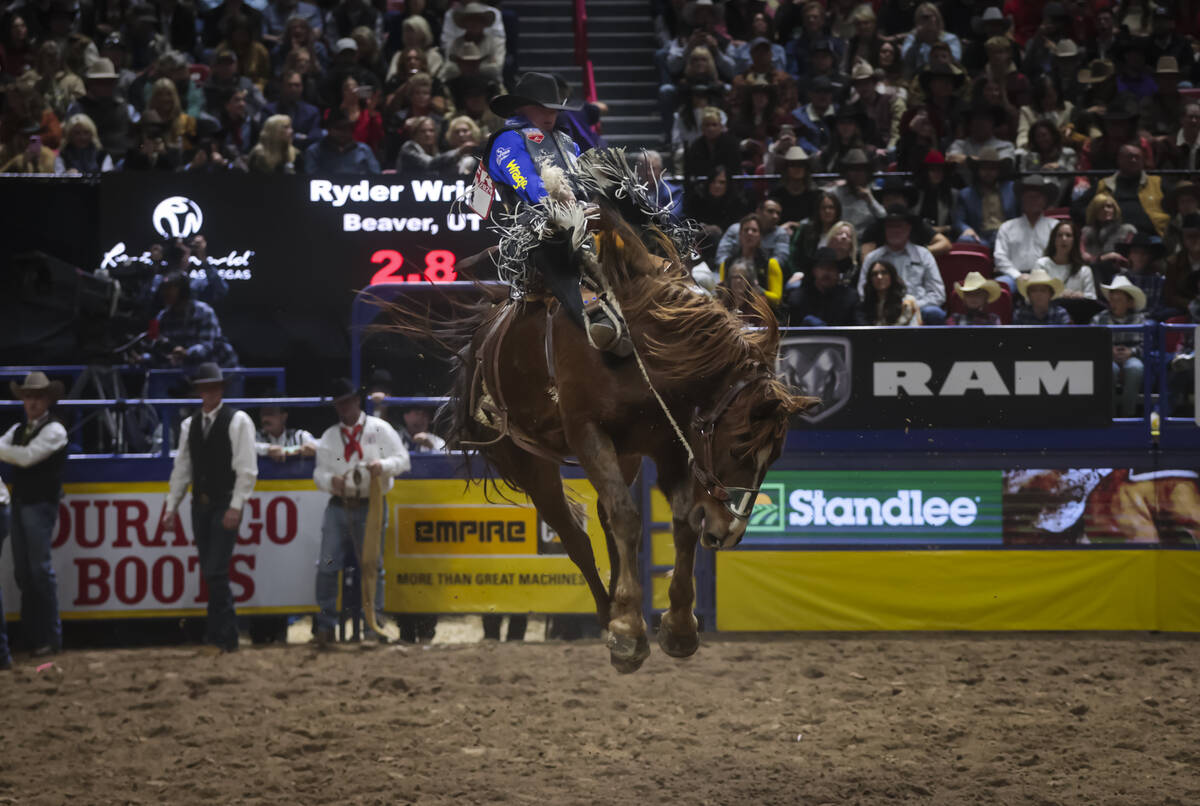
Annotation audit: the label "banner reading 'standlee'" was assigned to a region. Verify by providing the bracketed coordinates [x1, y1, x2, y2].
[779, 327, 1112, 429]
[745, 470, 1003, 546]
[97, 173, 498, 309]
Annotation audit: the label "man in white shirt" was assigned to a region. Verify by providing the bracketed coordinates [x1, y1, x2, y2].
[993, 175, 1059, 294]
[313, 378, 410, 645]
[161, 363, 258, 653]
[858, 205, 947, 323]
[0, 372, 69, 657]
[255, 405, 317, 462]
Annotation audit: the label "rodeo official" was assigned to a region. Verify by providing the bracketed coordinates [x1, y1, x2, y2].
[312, 378, 409, 646]
[484, 71, 626, 353]
[162, 363, 259, 653]
[0, 372, 69, 657]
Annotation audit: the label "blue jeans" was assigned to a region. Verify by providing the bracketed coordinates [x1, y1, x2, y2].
[315, 500, 386, 631]
[192, 502, 239, 650]
[1113, 357, 1145, 417]
[10, 500, 61, 651]
[921, 305, 947, 325]
[0, 503, 10, 663]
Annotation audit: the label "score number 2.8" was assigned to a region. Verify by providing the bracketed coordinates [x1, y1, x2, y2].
[369, 249, 458, 284]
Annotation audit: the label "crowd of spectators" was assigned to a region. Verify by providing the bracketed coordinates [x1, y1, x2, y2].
[0, 0, 519, 176]
[654, 0, 1199, 410]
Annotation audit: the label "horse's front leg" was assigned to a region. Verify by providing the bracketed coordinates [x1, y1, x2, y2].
[656, 451, 701, 659]
[570, 423, 650, 673]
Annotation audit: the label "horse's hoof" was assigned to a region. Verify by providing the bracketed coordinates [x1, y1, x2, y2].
[657, 625, 700, 659]
[607, 633, 650, 674]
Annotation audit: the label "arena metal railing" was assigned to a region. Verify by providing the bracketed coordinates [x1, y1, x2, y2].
[0, 365, 286, 395]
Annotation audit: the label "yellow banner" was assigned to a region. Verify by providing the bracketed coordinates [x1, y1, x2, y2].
[717, 550, 1200, 632]
[383, 479, 609, 613]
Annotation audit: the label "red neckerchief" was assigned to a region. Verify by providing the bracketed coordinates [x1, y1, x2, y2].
[340, 423, 364, 461]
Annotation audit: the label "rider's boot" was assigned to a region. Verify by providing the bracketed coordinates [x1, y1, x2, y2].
[581, 291, 633, 357]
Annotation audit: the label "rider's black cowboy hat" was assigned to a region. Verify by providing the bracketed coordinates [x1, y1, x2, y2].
[489, 71, 581, 118]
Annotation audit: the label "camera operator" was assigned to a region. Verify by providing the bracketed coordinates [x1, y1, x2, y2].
[146, 271, 239, 374]
[145, 238, 229, 308]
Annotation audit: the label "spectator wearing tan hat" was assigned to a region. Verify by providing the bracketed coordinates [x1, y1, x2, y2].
[847, 61, 903, 152]
[946, 272, 1003, 326]
[1013, 268, 1072, 325]
[0, 372, 69, 657]
[1091, 275, 1147, 417]
[442, 3, 504, 82]
[1141, 56, 1183, 138]
[768, 146, 821, 229]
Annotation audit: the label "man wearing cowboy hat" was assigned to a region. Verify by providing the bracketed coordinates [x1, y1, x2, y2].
[442, 2, 504, 81]
[484, 71, 627, 354]
[946, 101, 1015, 177]
[1092, 275, 1148, 417]
[312, 378, 409, 646]
[0, 372, 69, 657]
[1141, 56, 1184, 138]
[831, 147, 886, 240]
[65, 56, 134, 155]
[955, 145, 1012, 245]
[994, 174, 1059, 293]
[847, 62, 903, 152]
[857, 203, 947, 324]
[162, 363, 257, 652]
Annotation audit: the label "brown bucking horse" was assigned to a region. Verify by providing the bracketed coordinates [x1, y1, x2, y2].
[385, 200, 813, 673]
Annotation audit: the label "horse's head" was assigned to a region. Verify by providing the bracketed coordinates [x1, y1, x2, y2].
[688, 371, 811, 549]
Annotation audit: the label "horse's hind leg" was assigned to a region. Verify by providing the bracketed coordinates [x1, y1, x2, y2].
[568, 423, 650, 673]
[491, 443, 611, 628]
[655, 450, 701, 659]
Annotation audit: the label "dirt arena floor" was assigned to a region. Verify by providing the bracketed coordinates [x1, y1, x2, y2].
[2, 626, 1198, 805]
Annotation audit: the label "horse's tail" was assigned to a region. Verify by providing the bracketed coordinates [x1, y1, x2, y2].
[367, 279, 510, 492]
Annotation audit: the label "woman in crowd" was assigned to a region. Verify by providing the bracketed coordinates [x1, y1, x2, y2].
[351, 26, 387, 81]
[843, 6, 884, 73]
[1037, 220, 1097, 300]
[895, 108, 940, 175]
[0, 123, 55, 172]
[946, 271, 1003, 326]
[220, 14, 272, 89]
[442, 114, 480, 176]
[876, 40, 908, 101]
[1016, 75, 1075, 150]
[32, 41, 83, 119]
[333, 75, 383, 153]
[1, 72, 61, 149]
[144, 77, 196, 152]
[719, 213, 784, 311]
[0, 14, 34, 77]
[386, 15, 443, 85]
[1019, 120, 1076, 205]
[856, 259, 922, 326]
[677, 45, 723, 99]
[398, 114, 467, 176]
[248, 114, 298, 174]
[913, 149, 958, 240]
[1092, 276, 1147, 417]
[273, 16, 328, 73]
[1080, 192, 1137, 286]
[55, 113, 113, 173]
[901, 3, 961, 75]
[670, 84, 725, 167]
[790, 192, 843, 270]
[687, 165, 749, 261]
[729, 77, 782, 145]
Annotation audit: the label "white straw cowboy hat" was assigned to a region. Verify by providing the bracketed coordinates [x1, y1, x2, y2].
[452, 1, 498, 27]
[1100, 275, 1147, 312]
[1017, 267, 1065, 300]
[10, 371, 65, 400]
[954, 271, 1002, 303]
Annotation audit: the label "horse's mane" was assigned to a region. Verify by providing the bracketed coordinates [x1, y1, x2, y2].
[589, 201, 780, 384]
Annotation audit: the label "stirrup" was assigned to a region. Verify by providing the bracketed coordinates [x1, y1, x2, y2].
[583, 296, 633, 357]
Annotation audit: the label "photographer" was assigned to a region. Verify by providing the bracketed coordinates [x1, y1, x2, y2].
[148, 272, 239, 372]
[0, 123, 56, 173]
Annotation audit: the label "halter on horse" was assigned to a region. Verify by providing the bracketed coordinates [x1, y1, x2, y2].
[383, 149, 815, 672]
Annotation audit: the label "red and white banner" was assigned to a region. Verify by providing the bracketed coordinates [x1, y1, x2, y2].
[0, 481, 325, 618]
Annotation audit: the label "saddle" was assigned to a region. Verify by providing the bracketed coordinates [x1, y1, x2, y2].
[461, 296, 576, 465]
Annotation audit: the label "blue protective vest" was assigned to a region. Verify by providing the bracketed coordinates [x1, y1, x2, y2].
[485, 116, 581, 207]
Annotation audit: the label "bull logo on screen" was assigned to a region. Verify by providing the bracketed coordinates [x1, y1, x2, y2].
[153, 196, 204, 239]
[777, 336, 852, 424]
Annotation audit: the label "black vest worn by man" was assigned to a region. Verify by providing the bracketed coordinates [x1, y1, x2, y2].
[10, 418, 68, 504]
[188, 406, 236, 509]
[76, 95, 133, 155]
